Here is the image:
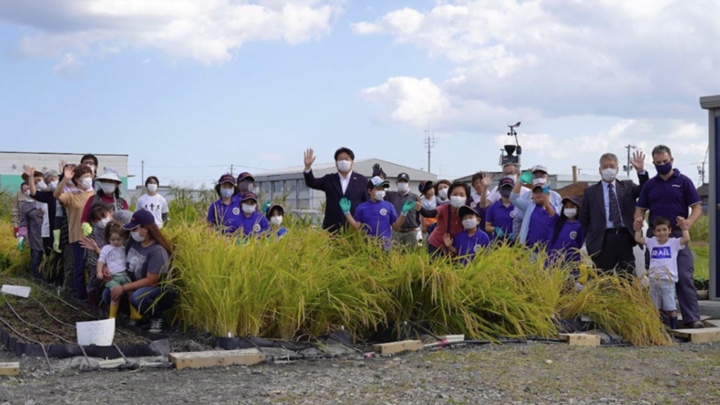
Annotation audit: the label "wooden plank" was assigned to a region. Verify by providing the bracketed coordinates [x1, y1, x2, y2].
[372, 340, 423, 355]
[703, 319, 720, 328]
[169, 349, 265, 370]
[558, 333, 601, 347]
[673, 327, 720, 344]
[0, 362, 20, 376]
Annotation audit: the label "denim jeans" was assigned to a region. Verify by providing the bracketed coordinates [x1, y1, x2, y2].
[102, 286, 176, 320]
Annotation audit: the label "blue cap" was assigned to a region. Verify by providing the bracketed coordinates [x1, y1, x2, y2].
[123, 209, 155, 230]
[241, 192, 259, 202]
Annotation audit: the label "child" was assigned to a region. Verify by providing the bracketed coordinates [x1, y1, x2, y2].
[342, 176, 414, 250]
[485, 177, 516, 241]
[548, 196, 585, 281]
[236, 192, 270, 238]
[443, 205, 490, 265]
[97, 222, 132, 319]
[135, 176, 169, 228]
[418, 180, 437, 240]
[266, 204, 289, 239]
[634, 216, 690, 330]
[17, 182, 45, 282]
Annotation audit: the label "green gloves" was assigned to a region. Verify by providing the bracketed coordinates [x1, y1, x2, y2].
[519, 171, 534, 184]
[339, 198, 352, 214]
[81, 222, 92, 237]
[17, 237, 24, 251]
[53, 229, 61, 253]
[401, 200, 415, 214]
[261, 200, 271, 214]
[542, 185, 550, 195]
[494, 226, 505, 238]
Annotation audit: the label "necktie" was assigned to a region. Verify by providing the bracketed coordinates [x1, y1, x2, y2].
[608, 184, 623, 228]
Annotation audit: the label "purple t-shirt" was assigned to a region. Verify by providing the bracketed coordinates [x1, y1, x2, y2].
[453, 229, 490, 265]
[548, 219, 585, 263]
[207, 199, 244, 235]
[354, 200, 398, 249]
[526, 208, 555, 247]
[486, 200, 515, 237]
[237, 211, 270, 238]
[636, 169, 701, 227]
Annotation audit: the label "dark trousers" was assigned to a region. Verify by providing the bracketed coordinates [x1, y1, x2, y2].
[102, 286, 176, 320]
[592, 229, 636, 276]
[71, 242, 87, 300]
[645, 228, 699, 324]
[30, 249, 43, 281]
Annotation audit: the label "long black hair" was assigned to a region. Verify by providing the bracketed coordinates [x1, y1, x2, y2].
[551, 202, 580, 245]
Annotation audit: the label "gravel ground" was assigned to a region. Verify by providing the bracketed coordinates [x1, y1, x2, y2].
[1, 340, 720, 404]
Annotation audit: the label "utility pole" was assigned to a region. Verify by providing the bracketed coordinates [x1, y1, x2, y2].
[230, 164, 234, 176]
[699, 145, 709, 184]
[141, 160, 144, 182]
[424, 128, 435, 173]
[623, 144, 636, 178]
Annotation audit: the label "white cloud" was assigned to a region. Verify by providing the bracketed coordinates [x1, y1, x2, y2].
[1, 0, 342, 65]
[53, 52, 84, 78]
[354, 0, 720, 120]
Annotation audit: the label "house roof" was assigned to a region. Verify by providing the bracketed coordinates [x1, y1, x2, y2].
[254, 158, 438, 181]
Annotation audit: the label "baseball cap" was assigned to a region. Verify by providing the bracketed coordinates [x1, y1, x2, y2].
[241, 192, 259, 202]
[532, 178, 547, 190]
[123, 209, 156, 230]
[418, 180, 434, 194]
[218, 174, 236, 186]
[368, 176, 390, 189]
[531, 165, 548, 174]
[562, 195, 582, 207]
[265, 204, 284, 219]
[397, 172, 410, 182]
[458, 205, 477, 218]
[498, 177, 515, 188]
[237, 172, 254, 182]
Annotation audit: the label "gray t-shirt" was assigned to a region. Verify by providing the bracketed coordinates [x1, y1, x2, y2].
[125, 239, 169, 281]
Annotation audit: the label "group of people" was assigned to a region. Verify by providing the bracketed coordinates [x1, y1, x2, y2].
[11, 143, 705, 333]
[296, 145, 704, 330]
[12, 155, 172, 333]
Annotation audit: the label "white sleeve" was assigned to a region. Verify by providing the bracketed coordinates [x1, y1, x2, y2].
[161, 196, 169, 213]
[672, 237, 684, 252]
[644, 237, 656, 251]
[98, 245, 110, 263]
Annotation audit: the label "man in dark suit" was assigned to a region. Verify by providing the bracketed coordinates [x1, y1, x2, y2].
[304, 147, 368, 233]
[580, 151, 649, 275]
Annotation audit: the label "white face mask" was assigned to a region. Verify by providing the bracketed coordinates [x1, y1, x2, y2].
[48, 180, 58, 191]
[336, 159, 352, 173]
[96, 217, 111, 229]
[36, 180, 47, 191]
[242, 203, 256, 214]
[99, 182, 116, 194]
[438, 188, 448, 200]
[81, 177, 93, 191]
[462, 218, 477, 230]
[270, 216, 283, 226]
[450, 195, 465, 208]
[601, 168, 617, 182]
[421, 196, 437, 210]
[396, 182, 409, 193]
[373, 190, 386, 201]
[131, 230, 145, 243]
[564, 208, 577, 219]
[22, 190, 31, 198]
[220, 188, 234, 199]
[147, 184, 158, 193]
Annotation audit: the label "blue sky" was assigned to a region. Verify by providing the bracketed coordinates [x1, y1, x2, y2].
[1, 1, 718, 188]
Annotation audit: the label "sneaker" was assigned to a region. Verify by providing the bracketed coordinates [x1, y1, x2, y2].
[149, 318, 164, 334]
[690, 320, 705, 329]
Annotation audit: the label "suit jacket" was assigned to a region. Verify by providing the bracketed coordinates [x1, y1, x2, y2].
[304, 170, 369, 233]
[580, 172, 649, 256]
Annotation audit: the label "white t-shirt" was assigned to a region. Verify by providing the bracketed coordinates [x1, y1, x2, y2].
[136, 194, 169, 228]
[645, 236, 684, 282]
[36, 201, 50, 238]
[98, 245, 127, 275]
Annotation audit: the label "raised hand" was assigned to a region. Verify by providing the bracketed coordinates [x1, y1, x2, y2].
[401, 200, 415, 214]
[63, 163, 74, 180]
[481, 172, 492, 189]
[23, 165, 35, 179]
[676, 216, 690, 230]
[339, 197, 352, 214]
[633, 217, 643, 231]
[631, 150, 645, 172]
[443, 233, 453, 248]
[303, 149, 316, 171]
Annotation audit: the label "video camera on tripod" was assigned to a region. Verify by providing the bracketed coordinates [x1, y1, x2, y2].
[499, 121, 522, 166]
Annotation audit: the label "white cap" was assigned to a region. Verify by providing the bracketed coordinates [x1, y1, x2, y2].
[532, 178, 547, 189]
[531, 165, 548, 173]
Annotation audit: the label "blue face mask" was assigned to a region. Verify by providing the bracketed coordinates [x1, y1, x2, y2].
[220, 188, 234, 199]
[654, 161, 672, 175]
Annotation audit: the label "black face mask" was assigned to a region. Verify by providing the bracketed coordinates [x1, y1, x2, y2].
[499, 188, 512, 198]
[238, 181, 254, 193]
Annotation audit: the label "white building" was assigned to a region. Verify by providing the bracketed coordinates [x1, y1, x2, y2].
[0, 151, 129, 193]
[253, 158, 437, 212]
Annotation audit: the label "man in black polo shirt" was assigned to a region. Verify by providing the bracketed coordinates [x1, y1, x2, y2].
[385, 172, 421, 250]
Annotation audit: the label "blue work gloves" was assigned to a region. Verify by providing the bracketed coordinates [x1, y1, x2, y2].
[339, 198, 352, 215]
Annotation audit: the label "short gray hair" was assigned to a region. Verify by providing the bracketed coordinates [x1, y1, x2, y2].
[599, 153, 618, 165]
[652, 145, 672, 158]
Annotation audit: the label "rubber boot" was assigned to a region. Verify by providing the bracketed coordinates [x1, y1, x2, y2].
[129, 304, 142, 320]
[669, 316, 678, 330]
[109, 305, 119, 319]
